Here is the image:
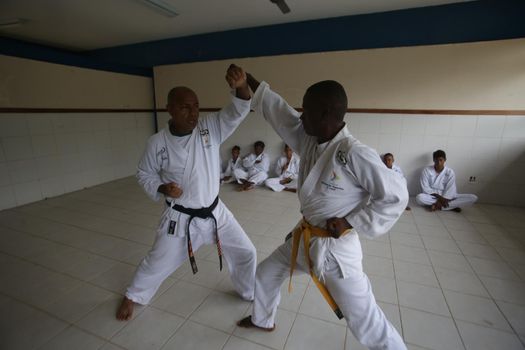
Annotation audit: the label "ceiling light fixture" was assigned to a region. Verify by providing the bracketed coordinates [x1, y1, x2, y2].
[138, 0, 178, 17]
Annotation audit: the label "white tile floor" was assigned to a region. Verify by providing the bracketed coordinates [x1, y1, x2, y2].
[1, 177, 525, 350]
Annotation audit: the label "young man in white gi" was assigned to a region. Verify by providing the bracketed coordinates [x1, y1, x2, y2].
[382, 153, 411, 210]
[416, 149, 478, 212]
[234, 140, 270, 191]
[117, 65, 257, 321]
[221, 145, 242, 184]
[265, 144, 300, 193]
[237, 74, 408, 350]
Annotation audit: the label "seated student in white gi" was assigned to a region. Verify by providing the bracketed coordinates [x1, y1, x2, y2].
[221, 145, 242, 184]
[234, 140, 270, 191]
[265, 144, 300, 193]
[382, 153, 411, 211]
[116, 65, 257, 321]
[237, 73, 408, 350]
[416, 149, 477, 212]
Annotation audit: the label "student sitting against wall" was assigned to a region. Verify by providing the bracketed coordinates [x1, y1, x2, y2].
[382, 153, 410, 210]
[234, 140, 270, 191]
[265, 144, 300, 193]
[416, 149, 478, 212]
[221, 145, 242, 184]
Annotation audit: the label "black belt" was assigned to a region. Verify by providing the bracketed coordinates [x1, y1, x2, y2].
[166, 196, 222, 274]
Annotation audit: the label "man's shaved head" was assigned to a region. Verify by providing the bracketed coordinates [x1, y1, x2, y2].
[167, 86, 196, 106]
[166, 86, 200, 134]
[305, 80, 348, 122]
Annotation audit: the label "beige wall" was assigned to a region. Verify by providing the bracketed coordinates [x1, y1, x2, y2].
[154, 38, 525, 110]
[0, 55, 153, 109]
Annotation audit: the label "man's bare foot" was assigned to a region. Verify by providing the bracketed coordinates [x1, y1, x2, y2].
[430, 204, 438, 212]
[452, 207, 462, 213]
[237, 316, 275, 332]
[244, 184, 255, 191]
[116, 296, 134, 321]
[283, 188, 297, 193]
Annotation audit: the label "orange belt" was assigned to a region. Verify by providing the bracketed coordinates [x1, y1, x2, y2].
[289, 219, 351, 320]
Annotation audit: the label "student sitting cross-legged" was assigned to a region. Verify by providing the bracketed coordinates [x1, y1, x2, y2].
[265, 144, 300, 193]
[416, 149, 478, 212]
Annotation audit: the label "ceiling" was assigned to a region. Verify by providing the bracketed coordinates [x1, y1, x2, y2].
[0, 0, 473, 51]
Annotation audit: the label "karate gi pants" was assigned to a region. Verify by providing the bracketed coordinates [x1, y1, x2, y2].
[126, 201, 256, 304]
[234, 168, 268, 185]
[416, 193, 478, 210]
[264, 177, 298, 192]
[251, 236, 407, 350]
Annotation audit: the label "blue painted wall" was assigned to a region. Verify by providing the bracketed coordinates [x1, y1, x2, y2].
[1, 0, 524, 76]
[0, 36, 152, 77]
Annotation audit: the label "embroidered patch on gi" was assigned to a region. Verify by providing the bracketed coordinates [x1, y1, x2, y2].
[157, 146, 168, 165]
[336, 150, 347, 165]
[200, 128, 211, 148]
[322, 169, 344, 191]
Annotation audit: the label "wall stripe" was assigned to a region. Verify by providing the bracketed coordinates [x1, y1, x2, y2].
[1, 0, 523, 75]
[0, 108, 154, 113]
[88, 0, 525, 69]
[0, 37, 152, 77]
[6, 107, 519, 115]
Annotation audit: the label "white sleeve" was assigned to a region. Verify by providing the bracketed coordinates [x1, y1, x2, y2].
[290, 156, 300, 180]
[442, 169, 458, 199]
[223, 160, 232, 177]
[251, 81, 306, 154]
[136, 136, 164, 202]
[345, 146, 409, 238]
[275, 158, 284, 175]
[243, 154, 255, 169]
[206, 94, 251, 144]
[420, 167, 434, 194]
[261, 154, 270, 172]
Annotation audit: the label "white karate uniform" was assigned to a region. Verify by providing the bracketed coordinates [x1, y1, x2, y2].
[126, 95, 257, 305]
[221, 157, 242, 183]
[416, 165, 478, 210]
[390, 164, 405, 179]
[250, 82, 408, 350]
[265, 153, 300, 192]
[234, 153, 270, 185]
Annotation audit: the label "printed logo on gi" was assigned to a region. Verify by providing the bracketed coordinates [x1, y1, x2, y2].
[157, 146, 168, 164]
[200, 128, 211, 148]
[322, 169, 344, 191]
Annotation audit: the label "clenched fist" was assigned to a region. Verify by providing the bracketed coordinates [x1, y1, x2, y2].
[158, 182, 183, 198]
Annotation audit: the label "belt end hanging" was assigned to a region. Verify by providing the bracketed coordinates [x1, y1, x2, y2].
[334, 308, 344, 319]
[190, 257, 198, 274]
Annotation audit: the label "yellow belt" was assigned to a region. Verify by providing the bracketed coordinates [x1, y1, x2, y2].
[289, 219, 351, 320]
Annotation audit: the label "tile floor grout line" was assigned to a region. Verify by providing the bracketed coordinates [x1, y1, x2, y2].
[0, 223, 147, 272]
[418, 211, 469, 350]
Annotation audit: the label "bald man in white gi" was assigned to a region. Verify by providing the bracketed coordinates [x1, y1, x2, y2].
[117, 65, 256, 320]
[237, 74, 408, 350]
